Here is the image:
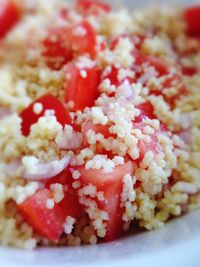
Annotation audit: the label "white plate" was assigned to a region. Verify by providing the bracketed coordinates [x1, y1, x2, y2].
[1, 211, 200, 267]
[1, 1, 200, 266]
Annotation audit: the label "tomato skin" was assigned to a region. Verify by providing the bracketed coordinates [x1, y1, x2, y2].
[64, 62, 100, 111]
[77, 161, 133, 241]
[18, 189, 66, 241]
[76, 0, 111, 15]
[0, 0, 20, 38]
[71, 21, 97, 59]
[42, 21, 97, 69]
[183, 6, 200, 37]
[42, 27, 73, 69]
[18, 170, 82, 241]
[133, 49, 171, 76]
[82, 120, 111, 147]
[135, 102, 156, 123]
[20, 93, 71, 136]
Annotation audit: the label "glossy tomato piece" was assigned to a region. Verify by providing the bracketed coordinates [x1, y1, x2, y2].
[20, 93, 71, 136]
[82, 120, 111, 147]
[64, 62, 100, 111]
[42, 27, 73, 69]
[183, 5, 200, 37]
[42, 21, 97, 69]
[135, 102, 156, 123]
[0, 0, 20, 38]
[77, 161, 133, 241]
[132, 122, 161, 162]
[18, 189, 66, 241]
[133, 49, 171, 76]
[181, 66, 197, 76]
[45, 169, 82, 219]
[101, 66, 135, 87]
[76, 0, 111, 15]
[71, 21, 97, 59]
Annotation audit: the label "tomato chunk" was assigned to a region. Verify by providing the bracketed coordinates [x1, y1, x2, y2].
[133, 49, 171, 76]
[42, 27, 73, 69]
[20, 93, 71, 136]
[183, 6, 200, 37]
[64, 62, 100, 111]
[135, 102, 156, 123]
[42, 21, 97, 69]
[18, 189, 66, 241]
[18, 170, 82, 241]
[71, 21, 97, 59]
[77, 161, 133, 241]
[82, 120, 111, 146]
[76, 0, 111, 15]
[0, 0, 20, 38]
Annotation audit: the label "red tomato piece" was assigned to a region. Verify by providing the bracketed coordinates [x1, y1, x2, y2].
[71, 21, 97, 59]
[42, 21, 97, 69]
[82, 120, 111, 147]
[132, 122, 161, 162]
[42, 27, 73, 69]
[181, 66, 197, 76]
[110, 34, 144, 50]
[20, 93, 71, 136]
[133, 49, 171, 76]
[18, 189, 67, 241]
[101, 66, 135, 87]
[64, 62, 100, 111]
[183, 6, 200, 37]
[0, 0, 20, 38]
[77, 161, 133, 241]
[18, 169, 82, 241]
[76, 0, 111, 15]
[45, 169, 82, 218]
[135, 102, 156, 123]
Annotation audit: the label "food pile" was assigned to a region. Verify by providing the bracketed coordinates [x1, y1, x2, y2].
[0, 0, 200, 249]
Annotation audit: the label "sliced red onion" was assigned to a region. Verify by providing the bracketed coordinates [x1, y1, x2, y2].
[138, 68, 156, 85]
[116, 81, 135, 100]
[0, 108, 12, 119]
[56, 131, 82, 150]
[180, 113, 192, 129]
[22, 154, 71, 180]
[5, 160, 21, 176]
[178, 130, 192, 146]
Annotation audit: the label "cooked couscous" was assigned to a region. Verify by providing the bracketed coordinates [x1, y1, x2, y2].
[0, 0, 200, 249]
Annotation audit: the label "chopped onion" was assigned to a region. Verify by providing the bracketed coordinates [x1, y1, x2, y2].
[0, 108, 12, 119]
[180, 113, 192, 129]
[116, 81, 135, 100]
[22, 154, 71, 180]
[178, 130, 192, 146]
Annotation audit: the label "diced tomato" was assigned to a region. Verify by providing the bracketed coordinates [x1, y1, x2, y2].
[20, 93, 71, 136]
[76, 0, 111, 15]
[64, 62, 100, 111]
[0, 0, 20, 38]
[42, 27, 73, 69]
[18, 189, 67, 241]
[101, 66, 135, 87]
[18, 169, 82, 241]
[135, 102, 156, 123]
[182, 66, 197, 76]
[46, 170, 81, 219]
[110, 34, 144, 50]
[77, 161, 133, 241]
[132, 122, 162, 162]
[82, 120, 111, 146]
[133, 49, 171, 76]
[71, 21, 97, 59]
[183, 6, 200, 37]
[42, 21, 97, 69]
